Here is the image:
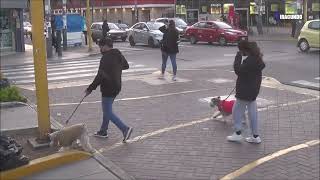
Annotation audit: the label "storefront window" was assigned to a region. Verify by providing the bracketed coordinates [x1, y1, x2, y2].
[211, 4, 221, 14]
[0, 9, 13, 50]
[271, 4, 279, 12]
[312, 2, 320, 11]
[223, 4, 233, 14]
[285, 0, 297, 14]
[201, 6, 208, 13]
[176, 5, 186, 15]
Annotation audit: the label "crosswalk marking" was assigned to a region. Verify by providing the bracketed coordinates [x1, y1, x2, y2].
[1, 58, 156, 86]
[315, 77, 320, 80]
[291, 80, 320, 89]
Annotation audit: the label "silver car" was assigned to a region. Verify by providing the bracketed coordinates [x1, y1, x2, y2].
[128, 22, 164, 48]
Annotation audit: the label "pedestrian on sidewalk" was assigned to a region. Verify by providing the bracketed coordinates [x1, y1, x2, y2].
[82, 16, 88, 45]
[159, 20, 180, 81]
[227, 40, 265, 144]
[85, 38, 133, 142]
[102, 20, 110, 39]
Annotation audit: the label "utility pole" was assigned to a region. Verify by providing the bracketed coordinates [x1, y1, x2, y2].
[135, 0, 138, 23]
[86, 0, 92, 51]
[30, 0, 51, 141]
[45, 0, 53, 58]
[62, 0, 67, 50]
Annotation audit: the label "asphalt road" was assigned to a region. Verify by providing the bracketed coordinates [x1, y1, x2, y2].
[104, 40, 320, 90]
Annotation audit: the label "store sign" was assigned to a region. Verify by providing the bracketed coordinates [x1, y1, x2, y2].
[280, 14, 303, 19]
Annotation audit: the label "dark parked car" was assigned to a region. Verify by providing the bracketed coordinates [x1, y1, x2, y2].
[155, 17, 188, 38]
[91, 22, 127, 42]
[185, 21, 248, 45]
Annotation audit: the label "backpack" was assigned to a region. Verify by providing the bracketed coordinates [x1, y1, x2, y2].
[0, 135, 29, 171]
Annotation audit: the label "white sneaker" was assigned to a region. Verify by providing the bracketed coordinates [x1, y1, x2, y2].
[172, 75, 177, 81]
[245, 136, 262, 144]
[227, 132, 243, 142]
[158, 73, 165, 79]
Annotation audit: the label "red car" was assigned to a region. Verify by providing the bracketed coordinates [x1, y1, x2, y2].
[185, 21, 248, 45]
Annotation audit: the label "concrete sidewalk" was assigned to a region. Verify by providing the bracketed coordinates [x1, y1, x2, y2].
[248, 26, 297, 42]
[0, 102, 134, 180]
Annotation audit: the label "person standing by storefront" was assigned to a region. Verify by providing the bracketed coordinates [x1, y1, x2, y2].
[158, 20, 179, 81]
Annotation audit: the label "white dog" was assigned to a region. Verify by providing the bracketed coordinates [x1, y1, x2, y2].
[48, 123, 95, 153]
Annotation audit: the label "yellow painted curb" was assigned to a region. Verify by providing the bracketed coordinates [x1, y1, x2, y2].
[0, 150, 91, 180]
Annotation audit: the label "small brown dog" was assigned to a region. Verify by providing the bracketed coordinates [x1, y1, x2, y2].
[48, 123, 95, 153]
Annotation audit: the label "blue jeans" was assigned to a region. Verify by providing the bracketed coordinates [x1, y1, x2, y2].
[101, 97, 128, 134]
[161, 51, 177, 75]
[233, 99, 259, 135]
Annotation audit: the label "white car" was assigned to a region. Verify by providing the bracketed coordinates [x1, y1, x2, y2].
[127, 22, 164, 48]
[23, 22, 32, 36]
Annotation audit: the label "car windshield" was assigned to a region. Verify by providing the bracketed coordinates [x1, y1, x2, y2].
[108, 23, 120, 30]
[118, 24, 128, 28]
[175, 19, 187, 27]
[214, 21, 232, 29]
[147, 22, 164, 30]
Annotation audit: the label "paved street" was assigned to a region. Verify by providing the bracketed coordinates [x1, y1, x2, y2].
[3, 39, 319, 179]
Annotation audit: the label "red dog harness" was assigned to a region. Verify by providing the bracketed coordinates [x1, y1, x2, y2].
[218, 100, 235, 114]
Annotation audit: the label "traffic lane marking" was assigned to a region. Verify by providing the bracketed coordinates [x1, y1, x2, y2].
[220, 139, 320, 180]
[97, 96, 319, 153]
[49, 88, 217, 107]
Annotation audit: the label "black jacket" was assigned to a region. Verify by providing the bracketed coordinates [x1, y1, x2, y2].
[159, 25, 179, 54]
[102, 22, 110, 38]
[87, 49, 129, 97]
[234, 52, 265, 101]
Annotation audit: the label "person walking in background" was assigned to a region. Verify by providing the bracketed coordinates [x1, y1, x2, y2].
[85, 38, 133, 142]
[82, 16, 88, 45]
[102, 20, 110, 39]
[158, 20, 179, 81]
[227, 40, 265, 144]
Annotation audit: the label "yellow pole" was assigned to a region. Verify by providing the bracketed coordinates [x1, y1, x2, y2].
[87, 0, 93, 51]
[303, 0, 308, 23]
[30, 0, 51, 140]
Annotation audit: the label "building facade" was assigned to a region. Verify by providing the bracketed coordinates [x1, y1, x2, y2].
[52, 0, 175, 26]
[0, 0, 27, 53]
[176, 0, 319, 27]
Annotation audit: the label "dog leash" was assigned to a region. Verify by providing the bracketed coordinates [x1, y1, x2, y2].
[223, 86, 236, 101]
[65, 94, 88, 124]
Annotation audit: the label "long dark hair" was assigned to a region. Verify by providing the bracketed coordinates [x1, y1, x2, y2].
[168, 20, 177, 32]
[238, 40, 264, 64]
[248, 41, 264, 64]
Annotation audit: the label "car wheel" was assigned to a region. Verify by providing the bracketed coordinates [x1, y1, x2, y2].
[121, 37, 127, 42]
[190, 35, 197, 44]
[129, 36, 135, 46]
[299, 39, 310, 52]
[218, 37, 227, 46]
[148, 38, 156, 48]
[208, 42, 213, 45]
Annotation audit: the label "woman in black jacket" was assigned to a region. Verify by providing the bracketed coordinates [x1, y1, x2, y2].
[227, 40, 265, 144]
[159, 20, 179, 81]
[85, 38, 133, 142]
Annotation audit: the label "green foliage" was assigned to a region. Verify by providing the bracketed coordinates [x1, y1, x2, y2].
[0, 86, 27, 103]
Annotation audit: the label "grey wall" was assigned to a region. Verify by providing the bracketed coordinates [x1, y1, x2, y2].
[1, 0, 28, 9]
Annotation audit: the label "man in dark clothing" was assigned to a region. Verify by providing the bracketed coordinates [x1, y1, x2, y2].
[227, 40, 265, 144]
[85, 38, 132, 142]
[159, 20, 179, 81]
[102, 20, 110, 39]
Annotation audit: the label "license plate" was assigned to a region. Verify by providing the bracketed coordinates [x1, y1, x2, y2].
[241, 37, 246, 40]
